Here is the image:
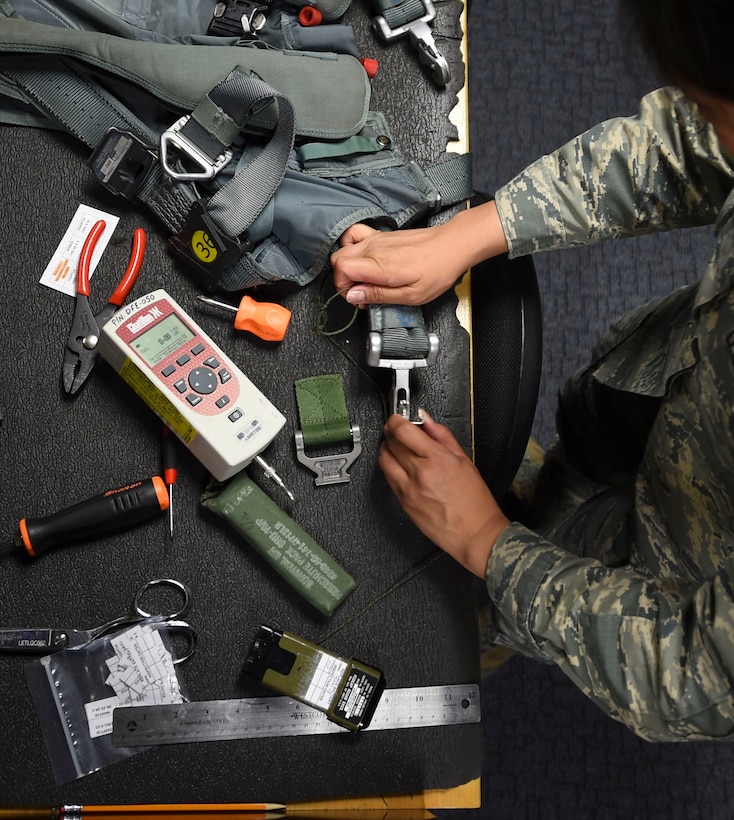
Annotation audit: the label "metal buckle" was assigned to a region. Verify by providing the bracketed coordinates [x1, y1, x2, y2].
[372, 0, 437, 41]
[88, 128, 156, 198]
[295, 425, 362, 485]
[160, 115, 233, 182]
[367, 332, 439, 424]
[372, 0, 450, 86]
[209, 0, 270, 39]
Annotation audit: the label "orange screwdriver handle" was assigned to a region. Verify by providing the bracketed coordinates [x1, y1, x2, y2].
[235, 296, 292, 341]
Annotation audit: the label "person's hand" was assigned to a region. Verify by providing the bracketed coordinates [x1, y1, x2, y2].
[331, 222, 468, 306]
[379, 411, 510, 578]
[330, 199, 509, 307]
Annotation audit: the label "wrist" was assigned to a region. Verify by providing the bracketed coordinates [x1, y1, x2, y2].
[463, 512, 511, 579]
[447, 200, 509, 271]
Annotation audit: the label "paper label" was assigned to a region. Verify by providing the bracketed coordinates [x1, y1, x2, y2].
[304, 651, 348, 710]
[85, 623, 183, 739]
[40, 204, 119, 296]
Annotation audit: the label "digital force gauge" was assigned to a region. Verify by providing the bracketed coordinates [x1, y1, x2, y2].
[98, 288, 285, 481]
[111, 683, 480, 746]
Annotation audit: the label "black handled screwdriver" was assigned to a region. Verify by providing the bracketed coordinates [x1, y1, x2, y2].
[0, 476, 169, 558]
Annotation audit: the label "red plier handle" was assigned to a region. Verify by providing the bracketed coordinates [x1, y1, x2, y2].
[76, 219, 106, 297]
[63, 220, 147, 395]
[77, 220, 146, 307]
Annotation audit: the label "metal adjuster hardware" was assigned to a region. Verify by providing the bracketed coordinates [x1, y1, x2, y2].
[372, 0, 450, 86]
[295, 425, 363, 486]
[160, 115, 233, 182]
[88, 128, 157, 199]
[367, 329, 439, 424]
[208, 0, 271, 39]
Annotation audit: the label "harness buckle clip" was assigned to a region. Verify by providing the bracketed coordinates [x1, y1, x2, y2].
[209, 0, 270, 39]
[367, 331, 439, 424]
[160, 115, 233, 182]
[295, 426, 362, 485]
[372, 0, 450, 86]
[88, 128, 157, 199]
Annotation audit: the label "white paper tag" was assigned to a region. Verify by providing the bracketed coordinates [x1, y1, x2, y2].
[85, 695, 120, 739]
[40, 204, 119, 296]
[304, 651, 348, 710]
[85, 623, 183, 738]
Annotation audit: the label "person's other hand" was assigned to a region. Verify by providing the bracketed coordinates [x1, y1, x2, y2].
[379, 411, 510, 578]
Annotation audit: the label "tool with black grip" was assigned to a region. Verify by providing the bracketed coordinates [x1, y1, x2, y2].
[0, 476, 169, 558]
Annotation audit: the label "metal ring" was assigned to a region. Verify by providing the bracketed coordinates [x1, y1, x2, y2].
[134, 578, 191, 620]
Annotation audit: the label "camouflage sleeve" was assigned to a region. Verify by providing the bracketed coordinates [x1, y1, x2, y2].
[494, 87, 734, 257]
[487, 522, 734, 741]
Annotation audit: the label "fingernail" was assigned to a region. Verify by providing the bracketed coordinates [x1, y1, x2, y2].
[346, 289, 366, 304]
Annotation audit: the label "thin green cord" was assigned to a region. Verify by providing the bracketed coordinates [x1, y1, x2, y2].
[323, 550, 445, 641]
[312, 280, 390, 421]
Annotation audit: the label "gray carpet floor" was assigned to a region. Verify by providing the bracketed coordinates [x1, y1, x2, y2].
[434, 0, 734, 817]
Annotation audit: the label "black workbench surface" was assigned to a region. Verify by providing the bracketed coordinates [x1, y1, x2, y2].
[0, 0, 482, 804]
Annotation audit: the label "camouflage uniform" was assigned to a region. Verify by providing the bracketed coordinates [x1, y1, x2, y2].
[487, 87, 734, 741]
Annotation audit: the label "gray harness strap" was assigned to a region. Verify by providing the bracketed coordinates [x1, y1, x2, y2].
[1, 53, 198, 234]
[0, 25, 472, 294]
[163, 68, 297, 290]
[5, 52, 297, 288]
[200, 72, 296, 237]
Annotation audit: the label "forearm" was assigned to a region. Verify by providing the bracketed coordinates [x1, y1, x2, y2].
[488, 523, 734, 740]
[495, 87, 730, 258]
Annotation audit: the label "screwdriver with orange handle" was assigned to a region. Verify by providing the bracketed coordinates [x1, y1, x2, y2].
[197, 294, 292, 341]
[0, 477, 169, 558]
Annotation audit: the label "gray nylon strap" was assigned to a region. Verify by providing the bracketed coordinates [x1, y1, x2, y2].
[2, 53, 195, 233]
[202, 70, 296, 238]
[375, 0, 427, 27]
[368, 304, 431, 358]
[425, 153, 473, 209]
[4, 52, 294, 243]
[2, 53, 152, 146]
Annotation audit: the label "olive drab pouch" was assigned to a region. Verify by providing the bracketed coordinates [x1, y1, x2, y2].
[0, 5, 471, 293]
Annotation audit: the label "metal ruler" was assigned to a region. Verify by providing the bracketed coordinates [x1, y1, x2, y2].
[112, 683, 480, 746]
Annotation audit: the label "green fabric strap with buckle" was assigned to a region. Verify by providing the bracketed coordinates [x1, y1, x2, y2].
[294, 374, 352, 447]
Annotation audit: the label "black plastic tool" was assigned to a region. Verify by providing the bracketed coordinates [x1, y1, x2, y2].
[1, 476, 169, 558]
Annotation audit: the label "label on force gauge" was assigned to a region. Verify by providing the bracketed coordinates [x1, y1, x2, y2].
[111, 683, 481, 746]
[98, 289, 285, 481]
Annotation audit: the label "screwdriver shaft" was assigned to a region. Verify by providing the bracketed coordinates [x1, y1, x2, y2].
[168, 484, 174, 538]
[197, 295, 236, 314]
[161, 425, 178, 540]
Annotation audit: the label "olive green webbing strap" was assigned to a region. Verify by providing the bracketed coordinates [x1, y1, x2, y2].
[294, 374, 362, 485]
[294, 375, 352, 447]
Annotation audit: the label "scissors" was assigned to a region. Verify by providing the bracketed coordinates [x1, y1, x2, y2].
[0, 578, 196, 663]
[62, 219, 146, 394]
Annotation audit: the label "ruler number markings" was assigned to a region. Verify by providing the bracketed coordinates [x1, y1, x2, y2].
[112, 684, 480, 746]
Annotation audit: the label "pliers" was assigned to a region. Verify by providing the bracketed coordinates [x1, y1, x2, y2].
[62, 219, 146, 394]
